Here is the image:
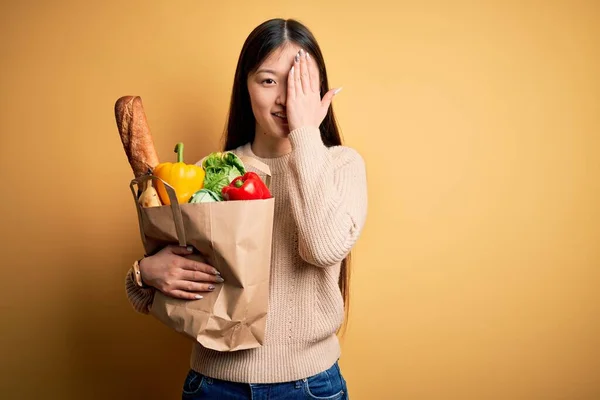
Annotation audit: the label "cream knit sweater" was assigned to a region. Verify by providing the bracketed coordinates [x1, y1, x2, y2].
[125, 127, 368, 383]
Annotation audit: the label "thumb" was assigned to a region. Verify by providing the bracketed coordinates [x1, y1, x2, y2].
[169, 245, 194, 256]
[321, 87, 343, 110]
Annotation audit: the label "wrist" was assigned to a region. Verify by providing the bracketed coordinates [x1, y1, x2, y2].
[288, 124, 318, 134]
[288, 126, 323, 149]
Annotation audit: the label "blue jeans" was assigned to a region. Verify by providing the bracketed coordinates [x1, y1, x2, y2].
[182, 361, 349, 399]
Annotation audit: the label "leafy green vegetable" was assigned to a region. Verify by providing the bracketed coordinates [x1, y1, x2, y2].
[188, 188, 222, 203]
[201, 152, 246, 196]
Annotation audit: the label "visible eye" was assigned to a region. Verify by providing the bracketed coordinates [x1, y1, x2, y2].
[261, 79, 276, 85]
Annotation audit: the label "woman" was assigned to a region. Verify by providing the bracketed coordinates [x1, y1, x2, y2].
[125, 18, 368, 399]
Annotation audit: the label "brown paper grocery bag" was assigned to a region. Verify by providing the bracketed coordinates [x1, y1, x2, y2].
[129, 156, 274, 352]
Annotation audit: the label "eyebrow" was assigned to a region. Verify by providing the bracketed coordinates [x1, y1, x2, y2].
[255, 68, 280, 75]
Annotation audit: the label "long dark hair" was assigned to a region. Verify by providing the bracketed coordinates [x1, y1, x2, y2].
[222, 18, 351, 334]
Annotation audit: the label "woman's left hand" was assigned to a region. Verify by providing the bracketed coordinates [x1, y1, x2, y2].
[286, 48, 342, 132]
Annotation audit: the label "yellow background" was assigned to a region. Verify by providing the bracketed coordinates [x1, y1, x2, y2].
[1, 1, 599, 399]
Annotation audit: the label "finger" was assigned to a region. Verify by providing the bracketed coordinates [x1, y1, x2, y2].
[169, 290, 204, 300]
[299, 49, 310, 94]
[175, 280, 218, 293]
[180, 269, 224, 284]
[180, 258, 221, 276]
[307, 52, 319, 93]
[288, 63, 295, 99]
[293, 51, 302, 91]
[169, 244, 194, 256]
[321, 87, 342, 111]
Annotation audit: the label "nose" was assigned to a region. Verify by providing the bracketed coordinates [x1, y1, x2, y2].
[275, 85, 287, 106]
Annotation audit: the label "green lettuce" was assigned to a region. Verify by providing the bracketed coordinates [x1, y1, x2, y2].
[201, 152, 246, 198]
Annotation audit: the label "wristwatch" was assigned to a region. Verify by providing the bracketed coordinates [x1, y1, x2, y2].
[132, 258, 149, 288]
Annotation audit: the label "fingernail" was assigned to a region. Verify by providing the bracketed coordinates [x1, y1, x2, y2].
[306, 52, 310, 60]
[186, 245, 193, 252]
[299, 49, 304, 56]
[208, 285, 215, 291]
[290, 66, 294, 74]
[334, 87, 343, 95]
[213, 269, 221, 275]
[195, 295, 203, 299]
[294, 53, 299, 62]
[216, 276, 225, 283]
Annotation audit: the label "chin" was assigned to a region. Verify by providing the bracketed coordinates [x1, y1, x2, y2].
[268, 126, 290, 138]
[277, 129, 291, 138]
[256, 120, 290, 139]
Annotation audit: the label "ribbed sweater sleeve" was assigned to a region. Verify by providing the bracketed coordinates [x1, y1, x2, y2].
[124, 268, 155, 314]
[287, 126, 368, 267]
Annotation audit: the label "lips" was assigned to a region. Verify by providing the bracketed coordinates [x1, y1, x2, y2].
[272, 113, 288, 123]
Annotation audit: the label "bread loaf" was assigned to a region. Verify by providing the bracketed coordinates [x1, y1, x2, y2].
[114, 96, 160, 177]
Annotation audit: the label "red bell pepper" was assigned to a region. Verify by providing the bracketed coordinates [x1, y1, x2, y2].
[221, 172, 271, 201]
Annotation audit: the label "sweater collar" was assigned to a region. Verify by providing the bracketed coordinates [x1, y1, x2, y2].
[240, 142, 292, 175]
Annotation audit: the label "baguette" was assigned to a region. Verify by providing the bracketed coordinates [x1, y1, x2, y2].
[114, 96, 160, 177]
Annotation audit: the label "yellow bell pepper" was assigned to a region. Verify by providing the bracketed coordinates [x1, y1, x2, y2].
[153, 142, 205, 205]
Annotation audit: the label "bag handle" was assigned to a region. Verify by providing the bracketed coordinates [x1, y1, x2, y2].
[129, 175, 187, 249]
[238, 155, 272, 189]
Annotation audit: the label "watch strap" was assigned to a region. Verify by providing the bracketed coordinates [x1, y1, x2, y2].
[132, 258, 149, 288]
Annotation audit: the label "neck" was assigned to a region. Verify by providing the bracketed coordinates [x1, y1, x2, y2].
[251, 131, 292, 159]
